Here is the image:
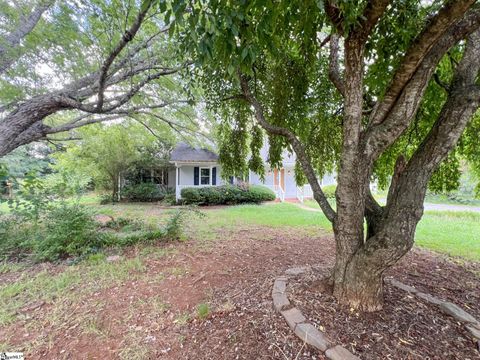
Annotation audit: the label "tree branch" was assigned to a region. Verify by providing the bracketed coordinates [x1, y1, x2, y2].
[0, 0, 53, 74]
[365, 7, 480, 161]
[324, 1, 344, 34]
[385, 28, 480, 220]
[328, 34, 345, 97]
[353, 0, 391, 44]
[96, 0, 154, 110]
[369, 0, 478, 127]
[239, 74, 336, 223]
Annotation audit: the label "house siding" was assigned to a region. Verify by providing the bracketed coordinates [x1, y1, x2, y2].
[284, 167, 297, 197]
[177, 165, 222, 187]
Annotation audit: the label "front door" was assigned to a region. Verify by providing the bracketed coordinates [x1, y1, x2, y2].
[273, 168, 285, 190]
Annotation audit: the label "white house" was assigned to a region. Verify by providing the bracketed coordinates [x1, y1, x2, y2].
[169, 142, 226, 201]
[169, 142, 336, 202]
[247, 143, 336, 202]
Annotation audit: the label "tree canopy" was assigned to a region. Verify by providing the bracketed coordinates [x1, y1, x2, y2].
[0, 0, 208, 156]
[170, 0, 480, 310]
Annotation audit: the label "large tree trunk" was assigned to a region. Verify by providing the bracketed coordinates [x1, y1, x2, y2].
[240, 19, 480, 312]
[333, 259, 385, 312]
[329, 27, 480, 312]
[331, 206, 420, 312]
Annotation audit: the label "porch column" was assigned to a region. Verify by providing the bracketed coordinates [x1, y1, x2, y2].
[175, 165, 180, 201]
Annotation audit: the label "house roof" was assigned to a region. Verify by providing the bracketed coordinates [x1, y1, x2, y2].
[170, 142, 218, 163]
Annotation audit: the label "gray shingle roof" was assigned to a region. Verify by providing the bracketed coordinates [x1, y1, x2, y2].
[170, 142, 218, 162]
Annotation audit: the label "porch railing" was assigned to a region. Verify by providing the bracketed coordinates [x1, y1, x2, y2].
[275, 184, 285, 202]
[296, 184, 313, 203]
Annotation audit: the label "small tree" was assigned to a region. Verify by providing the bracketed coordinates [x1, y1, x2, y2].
[172, 0, 480, 311]
[54, 122, 159, 201]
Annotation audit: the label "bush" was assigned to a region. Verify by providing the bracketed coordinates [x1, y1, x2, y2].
[99, 193, 117, 204]
[121, 182, 167, 202]
[0, 216, 36, 259]
[246, 185, 277, 203]
[180, 187, 205, 204]
[36, 204, 106, 261]
[180, 185, 275, 205]
[1, 195, 199, 262]
[162, 193, 177, 205]
[321, 184, 336, 199]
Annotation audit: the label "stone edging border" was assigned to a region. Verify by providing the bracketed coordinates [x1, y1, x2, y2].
[387, 278, 480, 343]
[272, 266, 359, 360]
[272, 268, 480, 359]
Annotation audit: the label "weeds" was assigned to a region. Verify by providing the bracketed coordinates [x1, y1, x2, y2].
[196, 303, 210, 319]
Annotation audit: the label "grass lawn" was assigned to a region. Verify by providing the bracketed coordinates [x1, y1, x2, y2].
[414, 211, 480, 261]
[2, 194, 479, 261]
[302, 199, 480, 261]
[83, 199, 480, 261]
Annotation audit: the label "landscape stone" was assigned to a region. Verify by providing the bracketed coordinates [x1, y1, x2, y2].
[389, 279, 418, 294]
[439, 302, 478, 324]
[94, 214, 113, 226]
[273, 279, 287, 294]
[415, 291, 444, 305]
[281, 307, 306, 330]
[466, 325, 480, 340]
[272, 292, 290, 311]
[325, 345, 360, 360]
[285, 266, 309, 276]
[294, 322, 331, 352]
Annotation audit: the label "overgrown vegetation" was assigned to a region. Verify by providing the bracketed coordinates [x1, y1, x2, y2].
[0, 173, 198, 262]
[180, 184, 275, 205]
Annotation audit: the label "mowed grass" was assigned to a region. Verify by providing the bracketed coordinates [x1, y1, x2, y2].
[302, 199, 480, 261]
[197, 203, 331, 229]
[415, 211, 480, 261]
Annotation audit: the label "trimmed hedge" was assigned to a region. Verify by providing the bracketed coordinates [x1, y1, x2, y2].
[180, 185, 276, 205]
[121, 182, 166, 202]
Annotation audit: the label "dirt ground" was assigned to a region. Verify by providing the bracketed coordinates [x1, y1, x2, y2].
[1, 223, 479, 359]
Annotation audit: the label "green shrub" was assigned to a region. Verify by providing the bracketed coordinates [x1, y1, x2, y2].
[321, 184, 336, 199]
[115, 229, 165, 246]
[163, 207, 203, 239]
[162, 193, 177, 205]
[246, 185, 277, 203]
[180, 185, 275, 205]
[121, 182, 166, 202]
[0, 216, 37, 260]
[36, 204, 105, 261]
[180, 187, 205, 204]
[99, 193, 117, 204]
[1, 198, 198, 262]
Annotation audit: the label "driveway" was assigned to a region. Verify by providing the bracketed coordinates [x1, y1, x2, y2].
[296, 201, 480, 213]
[422, 202, 480, 212]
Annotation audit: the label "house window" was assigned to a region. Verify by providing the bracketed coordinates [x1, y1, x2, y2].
[200, 168, 210, 185]
[152, 168, 168, 186]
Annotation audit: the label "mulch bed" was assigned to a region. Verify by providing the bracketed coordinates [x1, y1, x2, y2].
[288, 255, 480, 360]
[392, 248, 480, 320]
[1, 221, 479, 359]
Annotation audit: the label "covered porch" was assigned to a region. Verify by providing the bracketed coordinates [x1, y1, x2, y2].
[172, 162, 223, 201]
